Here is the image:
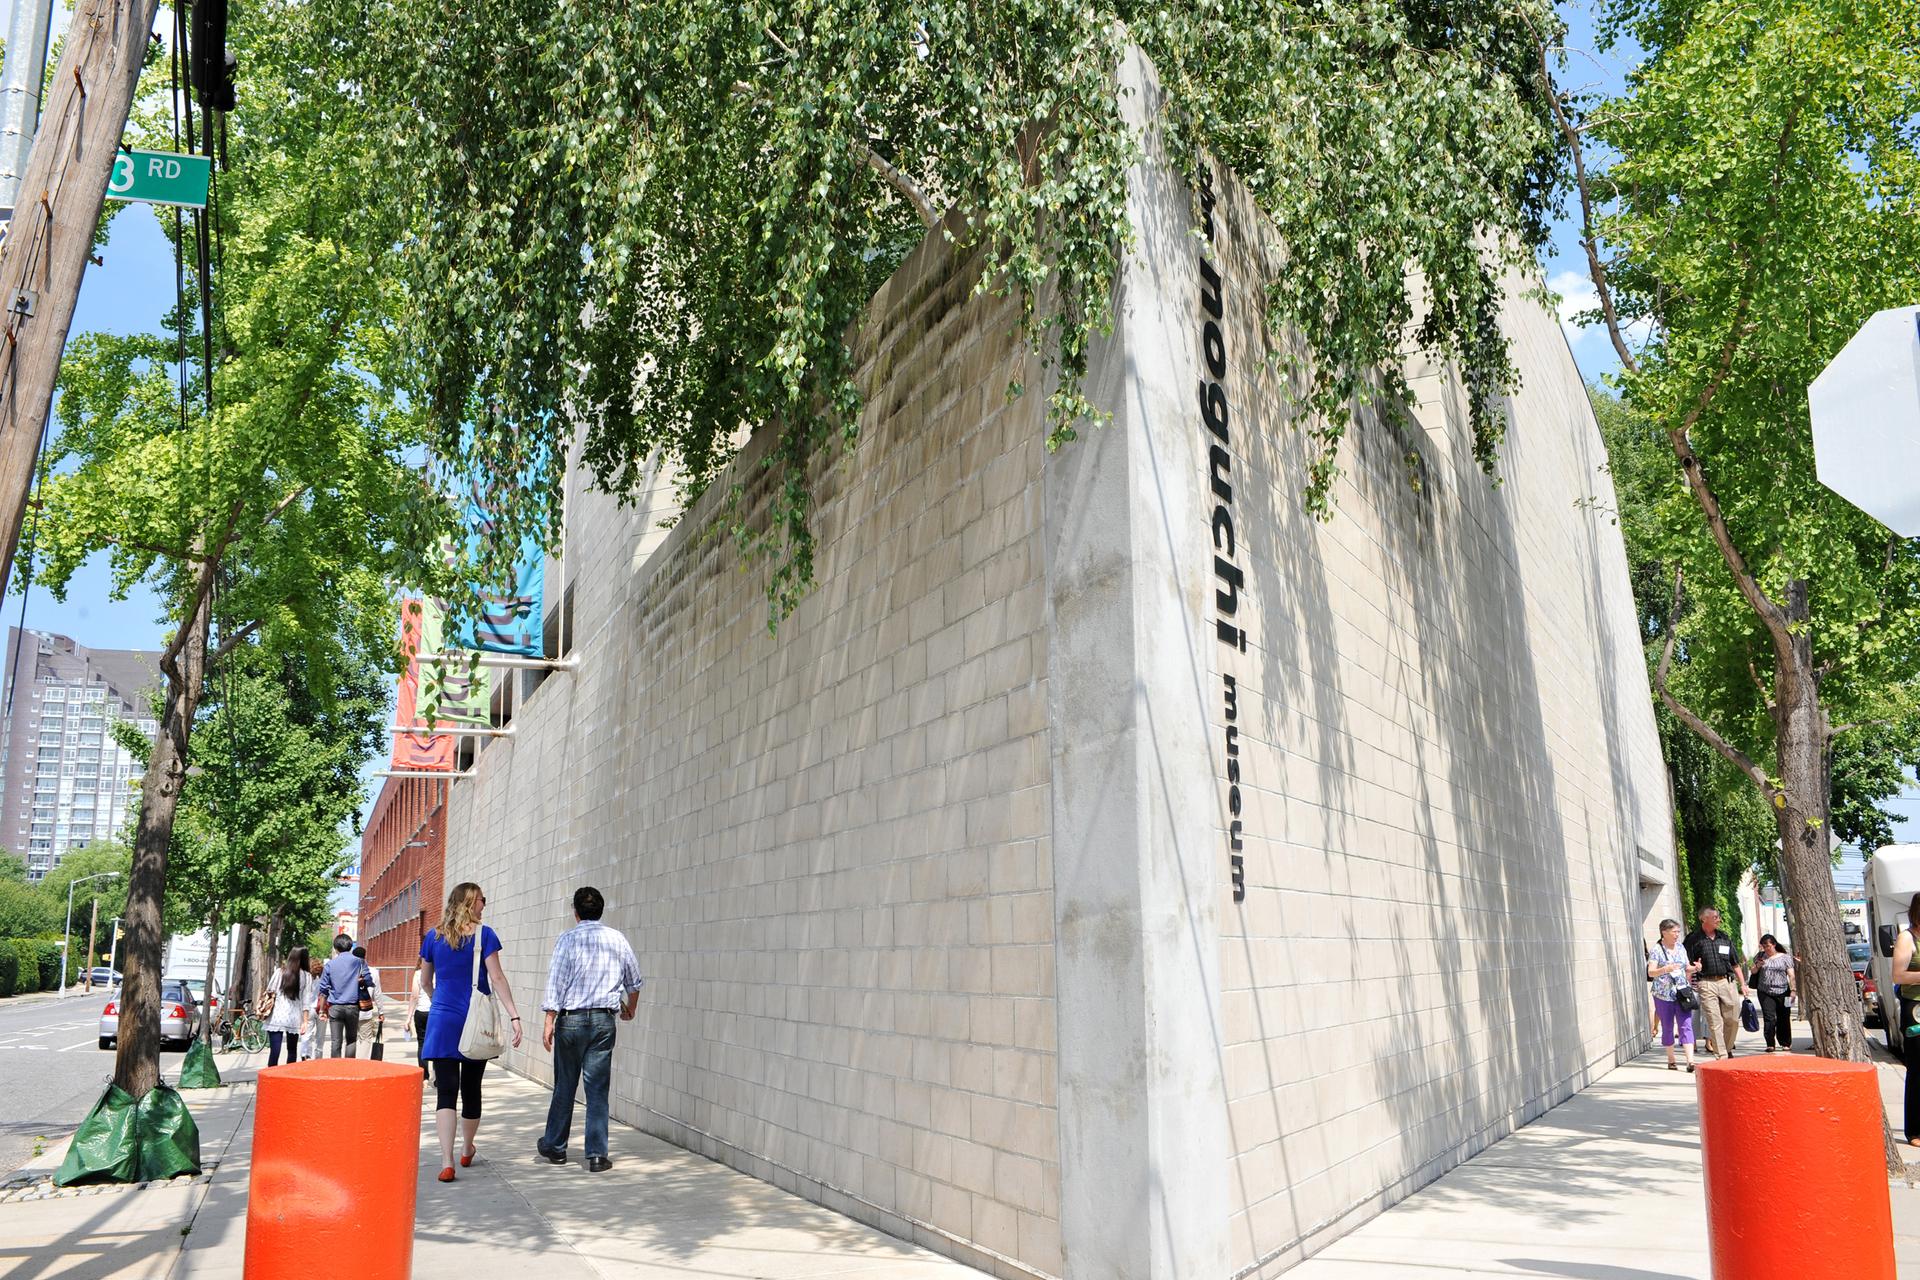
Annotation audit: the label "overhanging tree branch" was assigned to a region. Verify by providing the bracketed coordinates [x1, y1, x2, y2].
[1656, 569, 1772, 796]
[1665, 283, 1787, 651]
[1535, 37, 1642, 376]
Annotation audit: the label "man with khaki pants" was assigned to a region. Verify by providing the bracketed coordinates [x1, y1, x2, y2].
[1684, 907, 1747, 1058]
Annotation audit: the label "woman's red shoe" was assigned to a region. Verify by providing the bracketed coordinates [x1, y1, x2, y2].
[438, 1167, 456, 1183]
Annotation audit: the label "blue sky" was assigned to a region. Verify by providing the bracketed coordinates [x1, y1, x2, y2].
[1, 0, 1913, 876]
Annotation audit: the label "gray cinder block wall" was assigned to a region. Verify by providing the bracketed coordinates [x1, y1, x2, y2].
[444, 45, 1677, 1280]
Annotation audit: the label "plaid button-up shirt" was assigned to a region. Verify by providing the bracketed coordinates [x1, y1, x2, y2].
[540, 919, 645, 1012]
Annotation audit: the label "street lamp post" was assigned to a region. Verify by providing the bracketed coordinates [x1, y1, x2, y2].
[59, 871, 121, 999]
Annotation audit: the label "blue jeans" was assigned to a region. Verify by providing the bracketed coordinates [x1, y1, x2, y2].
[542, 1010, 615, 1158]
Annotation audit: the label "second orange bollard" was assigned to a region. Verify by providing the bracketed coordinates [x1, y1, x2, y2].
[246, 1057, 423, 1280]
[1696, 1054, 1894, 1279]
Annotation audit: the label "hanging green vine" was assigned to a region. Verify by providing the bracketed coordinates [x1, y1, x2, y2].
[324, 0, 1561, 621]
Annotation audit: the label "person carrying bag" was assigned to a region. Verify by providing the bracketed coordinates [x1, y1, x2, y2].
[418, 882, 523, 1184]
[459, 925, 509, 1060]
[1648, 920, 1700, 1073]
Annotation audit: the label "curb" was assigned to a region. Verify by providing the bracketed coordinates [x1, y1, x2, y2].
[0, 1067, 257, 1202]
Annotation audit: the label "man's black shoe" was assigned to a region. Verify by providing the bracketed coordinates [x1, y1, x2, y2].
[536, 1142, 566, 1164]
[587, 1155, 612, 1173]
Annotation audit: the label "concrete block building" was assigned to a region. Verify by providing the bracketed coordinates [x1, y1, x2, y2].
[442, 50, 1677, 1280]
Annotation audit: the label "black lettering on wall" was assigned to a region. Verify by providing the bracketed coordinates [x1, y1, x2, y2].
[1196, 165, 1251, 903]
[1209, 447, 1233, 504]
[1214, 557, 1243, 615]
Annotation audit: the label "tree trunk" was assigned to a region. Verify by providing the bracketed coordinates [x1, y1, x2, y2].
[200, 906, 221, 1040]
[1768, 585, 1903, 1173]
[112, 583, 211, 1099]
[231, 919, 252, 1010]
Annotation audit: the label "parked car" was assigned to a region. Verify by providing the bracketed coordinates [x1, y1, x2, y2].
[84, 967, 121, 988]
[1852, 941, 1881, 1025]
[181, 977, 222, 1019]
[98, 980, 198, 1052]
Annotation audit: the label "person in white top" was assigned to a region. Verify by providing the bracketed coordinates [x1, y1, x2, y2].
[262, 946, 314, 1067]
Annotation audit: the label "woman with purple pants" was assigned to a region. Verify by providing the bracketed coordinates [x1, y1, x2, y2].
[1648, 918, 1698, 1073]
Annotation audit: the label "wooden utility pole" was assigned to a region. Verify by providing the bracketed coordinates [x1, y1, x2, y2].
[0, 0, 160, 593]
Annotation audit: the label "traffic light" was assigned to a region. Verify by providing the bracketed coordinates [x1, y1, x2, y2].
[189, 0, 237, 113]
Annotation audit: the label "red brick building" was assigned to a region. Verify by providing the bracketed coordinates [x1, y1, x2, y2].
[356, 775, 447, 982]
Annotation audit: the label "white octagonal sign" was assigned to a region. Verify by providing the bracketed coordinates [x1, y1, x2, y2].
[1811, 304, 1920, 535]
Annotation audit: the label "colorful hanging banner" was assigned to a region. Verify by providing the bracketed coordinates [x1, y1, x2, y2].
[391, 598, 495, 770]
[449, 528, 545, 655]
[419, 599, 494, 724]
[391, 598, 453, 772]
[445, 430, 548, 657]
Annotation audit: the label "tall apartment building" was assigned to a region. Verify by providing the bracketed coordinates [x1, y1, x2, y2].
[0, 628, 160, 880]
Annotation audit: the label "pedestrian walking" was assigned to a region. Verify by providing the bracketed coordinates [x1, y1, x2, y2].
[316, 934, 373, 1057]
[353, 945, 383, 1007]
[1684, 907, 1747, 1058]
[1888, 893, 1920, 1148]
[300, 955, 325, 1059]
[1647, 920, 1698, 1073]
[1749, 934, 1795, 1052]
[535, 886, 644, 1172]
[407, 960, 430, 1079]
[419, 882, 525, 1183]
[262, 947, 313, 1067]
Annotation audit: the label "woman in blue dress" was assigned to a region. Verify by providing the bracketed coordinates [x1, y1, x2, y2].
[419, 881, 525, 1182]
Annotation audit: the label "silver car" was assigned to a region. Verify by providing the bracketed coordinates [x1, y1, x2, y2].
[98, 979, 198, 1051]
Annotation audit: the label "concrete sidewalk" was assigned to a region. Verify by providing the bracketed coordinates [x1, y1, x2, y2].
[0, 1048, 977, 1280]
[1290, 1038, 1920, 1278]
[3, 1031, 1916, 1280]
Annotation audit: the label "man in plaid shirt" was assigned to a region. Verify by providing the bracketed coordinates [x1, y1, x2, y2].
[535, 886, 644, 1171]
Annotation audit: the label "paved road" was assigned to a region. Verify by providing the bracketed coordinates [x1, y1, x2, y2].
[0, 990, 165, 1177]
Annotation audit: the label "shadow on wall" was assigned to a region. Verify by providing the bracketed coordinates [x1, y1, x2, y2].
[1214, 197, 1619, 1259]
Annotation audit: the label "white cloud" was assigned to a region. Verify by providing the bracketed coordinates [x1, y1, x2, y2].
[1549, 270, 1602, 341]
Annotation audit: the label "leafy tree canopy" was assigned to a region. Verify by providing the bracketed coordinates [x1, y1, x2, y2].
[0, 879, 56, 938]
[1573, 0, 1920, 765]
[27, 0, 457, 686]
[164, 642, 384, 939]
[35, 841, 134, 924]
[1592, 389, 1781, 918]
[21, 0, 459, 1096]
[326, 0, 1563, 617]
[1549, 0, 1919, 1083]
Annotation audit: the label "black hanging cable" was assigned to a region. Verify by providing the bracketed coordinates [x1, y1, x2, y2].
[170, 6, 189, 439]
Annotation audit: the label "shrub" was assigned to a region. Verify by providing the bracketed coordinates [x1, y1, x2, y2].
[5, 943, 26, 993]
[0, 947, 17, 998]
[35, 939, 64, 990]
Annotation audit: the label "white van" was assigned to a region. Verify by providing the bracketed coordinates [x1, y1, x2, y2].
[1866, 844, 1920, 1052]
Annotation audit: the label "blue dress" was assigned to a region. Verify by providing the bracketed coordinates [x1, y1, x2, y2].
[420, 925, 501, 1061]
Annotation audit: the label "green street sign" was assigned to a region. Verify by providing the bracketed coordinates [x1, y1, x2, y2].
[105, 149, 210, 210]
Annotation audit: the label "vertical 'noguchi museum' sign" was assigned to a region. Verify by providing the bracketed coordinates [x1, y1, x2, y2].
[1196, 164, 1250, 903]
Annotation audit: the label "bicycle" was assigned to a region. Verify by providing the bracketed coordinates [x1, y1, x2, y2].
[221, 1003, 268, 1054]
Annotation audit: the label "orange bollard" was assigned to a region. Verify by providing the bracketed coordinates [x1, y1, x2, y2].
[1697, 1055, 1895, 1279]
[246, 1058, 423, 1280]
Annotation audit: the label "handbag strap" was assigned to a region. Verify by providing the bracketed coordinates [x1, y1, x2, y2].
[469, 927, 484, 999]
